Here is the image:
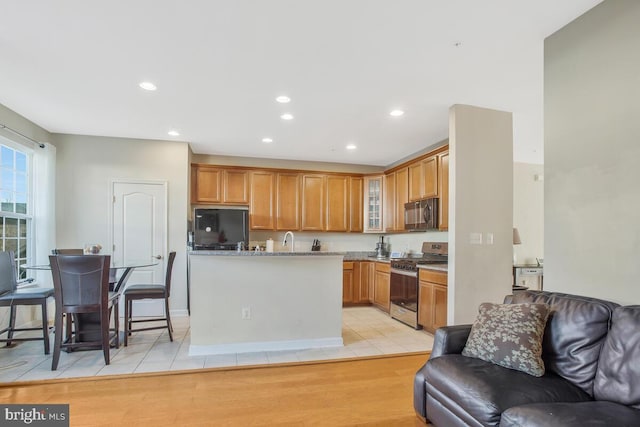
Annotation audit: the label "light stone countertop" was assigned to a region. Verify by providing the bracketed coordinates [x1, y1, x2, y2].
[189, 250, 346, 256]
[417, 263, 448, 272]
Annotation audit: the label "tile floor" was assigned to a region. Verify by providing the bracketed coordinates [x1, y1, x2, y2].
[0, 306, 433, 383]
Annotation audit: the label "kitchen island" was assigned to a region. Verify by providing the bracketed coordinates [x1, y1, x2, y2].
[188, 251, 345, 355]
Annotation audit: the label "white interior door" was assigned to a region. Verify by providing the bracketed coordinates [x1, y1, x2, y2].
[112, 181, 167, 317]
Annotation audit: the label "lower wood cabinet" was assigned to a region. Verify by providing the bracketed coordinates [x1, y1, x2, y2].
[373, 262, 390, 313]
[343, 261, 376, 305]
[356, 262, 374, 303]
[343, 262, 355, 304]
[418, 269, 448, 333]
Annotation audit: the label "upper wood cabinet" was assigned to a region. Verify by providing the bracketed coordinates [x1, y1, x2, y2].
[395, 167, 409, 231]
[409, 155, 438, 201]
[223, 170, 249, 204]
[301, 174, 325, 231]
[276, 173, 300, 230]
[192, 166, 221, 203]
[191, 165, 248, 205]
[384, 172, 396, 232]
[363, 176, 383, 233]
[349, 177, 363, 232]
[438, 151, 449, 231]
[326, 176, 349, 232]
[249, 171, 275, 230]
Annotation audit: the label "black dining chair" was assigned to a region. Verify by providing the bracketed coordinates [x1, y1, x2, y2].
[123, 252, 176, 346]
[49, 254, 119, 370]
[0, 251, 54, 354]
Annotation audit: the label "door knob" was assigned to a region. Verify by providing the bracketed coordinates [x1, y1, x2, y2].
[153, 255, 162, 260]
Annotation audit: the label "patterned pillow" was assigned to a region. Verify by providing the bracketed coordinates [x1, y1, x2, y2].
[461, 302, 550, 377]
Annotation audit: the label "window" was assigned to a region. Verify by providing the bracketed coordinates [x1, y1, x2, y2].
[0, 143, 32, 279]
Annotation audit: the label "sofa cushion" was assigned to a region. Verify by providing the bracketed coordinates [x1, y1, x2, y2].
[508, 291, 619, 395]
[424, 354, 590, 426]
[461, 302, 549, 376]
[501, 401, 640, 427]
[594, 305, 640, 408]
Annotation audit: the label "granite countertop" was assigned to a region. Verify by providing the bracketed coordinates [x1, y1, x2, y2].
[417, 263, 448, 272]
[342, 252, 391, 263]
[190, 250, 346, 256]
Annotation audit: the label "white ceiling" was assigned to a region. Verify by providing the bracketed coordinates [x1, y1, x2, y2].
[0, 0, 602, 166]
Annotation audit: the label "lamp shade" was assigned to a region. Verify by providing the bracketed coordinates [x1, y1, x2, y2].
[513, 228, 522, 245]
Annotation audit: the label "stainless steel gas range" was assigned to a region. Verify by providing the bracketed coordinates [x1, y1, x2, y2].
[389, 242, 448, 329]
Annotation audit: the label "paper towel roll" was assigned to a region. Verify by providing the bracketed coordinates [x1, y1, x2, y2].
[266, 238, 274, 253]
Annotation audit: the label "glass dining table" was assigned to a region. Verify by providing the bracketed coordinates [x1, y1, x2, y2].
[24, 258, 159, 292]
[23, 258, 159, 347]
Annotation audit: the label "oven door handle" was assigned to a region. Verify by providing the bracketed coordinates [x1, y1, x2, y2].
[391, 268, 418, 278]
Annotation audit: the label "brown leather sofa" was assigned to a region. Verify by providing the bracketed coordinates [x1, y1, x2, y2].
[413, 290, 640, 426]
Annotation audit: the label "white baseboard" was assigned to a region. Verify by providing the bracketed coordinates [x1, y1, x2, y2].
[189, 337, 344, 356]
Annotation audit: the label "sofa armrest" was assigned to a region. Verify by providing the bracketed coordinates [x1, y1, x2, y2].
[430, 324, 473, 358]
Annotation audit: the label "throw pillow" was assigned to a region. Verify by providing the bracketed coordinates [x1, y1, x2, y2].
[461, 302, 550, 377]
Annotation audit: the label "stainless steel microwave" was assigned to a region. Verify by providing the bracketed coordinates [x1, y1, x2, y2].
[404, 198, 438, 231]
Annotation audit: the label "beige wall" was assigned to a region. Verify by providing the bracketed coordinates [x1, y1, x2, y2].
[51, 134, 190, 313]
[449, 104, 514, 325]
[514, 162, 544, 265]
[544, 0, 640, 305]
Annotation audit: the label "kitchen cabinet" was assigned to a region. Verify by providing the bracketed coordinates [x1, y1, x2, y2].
[383, 172, 396, 232]
[249, 171, 275, 230]
[223, 170, 249, 204]
[363, 176, 383, 232]
[301, 174, 326, 231]
[276, 173, 300, 230]
[438, 151, 449, 230]
[373, 262, 390, 313]
[349, 177, 364, 232]
[418, 269, 448, 333]
[191, 166, 221, 203]
[409, 156, 438, 201]
[395, 167, 409, 231]
[383, 167, 408, 232]
[343, 261, 355, 304]
[191, 165, 248, 205]
[342, 261, 374, 306]
[326, 175, 349, 232]
[357, 261, 374, 302]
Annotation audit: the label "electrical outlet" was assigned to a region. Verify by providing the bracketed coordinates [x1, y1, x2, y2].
[241, 307, 251, 320]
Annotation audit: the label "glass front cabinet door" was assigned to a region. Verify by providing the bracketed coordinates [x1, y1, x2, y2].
[364, 176, 384, 232]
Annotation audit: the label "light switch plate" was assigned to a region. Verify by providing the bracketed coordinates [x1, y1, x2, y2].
[485, 233, 494, 244]
[470, 232, 483, 245]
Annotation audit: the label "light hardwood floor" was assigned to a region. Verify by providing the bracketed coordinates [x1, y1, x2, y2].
[0, 353, 431, 426]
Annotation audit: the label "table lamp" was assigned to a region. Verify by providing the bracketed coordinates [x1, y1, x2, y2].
[513, 227, 522, 264]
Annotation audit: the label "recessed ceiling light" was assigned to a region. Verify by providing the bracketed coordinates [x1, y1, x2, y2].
[346, 144, 357, 150]
[390, 109, 405, 117]
[262, 137, 273, 143]
[139, 81, 157, 91]
[168, 130, 180, 136]
[276, 95, 291, 103]
[280, 113, 294, 120]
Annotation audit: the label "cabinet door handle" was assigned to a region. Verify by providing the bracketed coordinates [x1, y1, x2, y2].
[154, 255, 163, 260]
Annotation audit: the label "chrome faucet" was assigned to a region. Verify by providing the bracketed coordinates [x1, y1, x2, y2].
[282, 231, 295, 252]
